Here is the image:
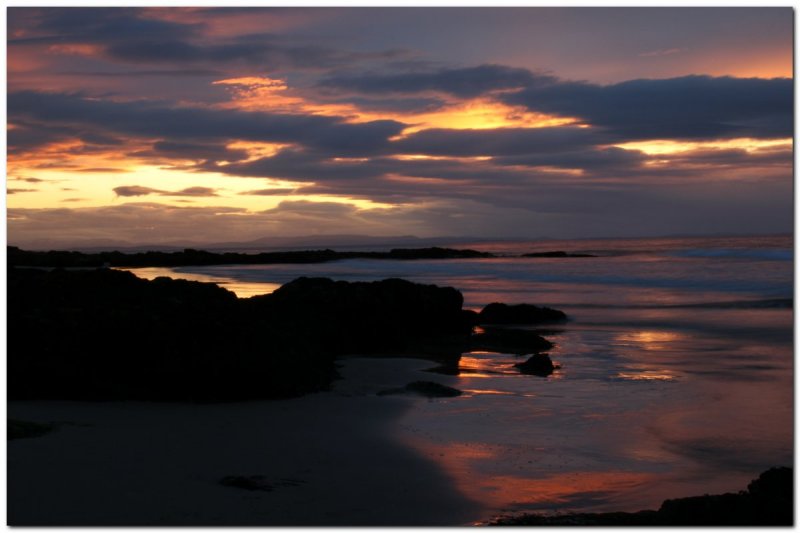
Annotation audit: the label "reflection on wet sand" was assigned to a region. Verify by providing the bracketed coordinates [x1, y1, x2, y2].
[403, 435, 657, 515]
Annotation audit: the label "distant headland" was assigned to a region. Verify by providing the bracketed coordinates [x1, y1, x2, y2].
[7, 245, 596, 268]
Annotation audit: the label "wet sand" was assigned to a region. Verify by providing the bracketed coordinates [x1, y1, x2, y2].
[8, 358, 482, 526]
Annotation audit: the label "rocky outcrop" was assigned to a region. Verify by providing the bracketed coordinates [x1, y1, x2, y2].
[8, 419, 56, 440]
[514, 354, 558, 376]
[478, 303, 567, 325]
[378, 381, 463, 398]
[8, 269, 474, 402]
[246, 277, 471, 356]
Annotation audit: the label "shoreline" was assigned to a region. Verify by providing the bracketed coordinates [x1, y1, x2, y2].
[8, 357, 485, 526]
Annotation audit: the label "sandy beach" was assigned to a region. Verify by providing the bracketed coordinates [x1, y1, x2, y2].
[8, 357, 483, 526]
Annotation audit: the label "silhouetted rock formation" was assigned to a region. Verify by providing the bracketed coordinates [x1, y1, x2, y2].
[245, 277, 472, 357]
[219, 476, 276, 492]
[514, 354, 558, 376]
[378, 380, 463, 398]
[471, 328, 554, 354]
[8, 269, 476, 402]
[491, 467, 793, 526]
[8, 419, 55, 440]
[478, 303, 567, 325]
[7, 245, 493, 268]
[521, 251, 596, 258]
[404, 381, 463, 397]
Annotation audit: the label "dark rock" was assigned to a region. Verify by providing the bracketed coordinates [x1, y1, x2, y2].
[471, 328, 554, 354]
[8, 268, 473, 402]
[404, 381, 462, 397]
[8, 419, 55, 440]
[479, 302, 567, 325]
[746, 466, 793, 525]
[247, 277, 472, 356]
[521, 251, 596, 258]
[219, 476, 274, 492]
[514, 354, 557, 376]
[461, 309, 479, 328]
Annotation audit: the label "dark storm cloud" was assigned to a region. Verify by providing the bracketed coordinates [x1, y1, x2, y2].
[492, 147, 648, 170]
[318, 64, 550, 97]
[207, 144, 640, 196]
[394, 126, 607, 157]
[9, 7, 201, 44]
[239, 188, 299, 196]
[503, 75, 793, 140]
[56, 69, 224, 78]
[105, 39, 355, 70]
[114, 185, 162, 197]
[150, 141, 249, 163]
[167, 187, 219, 197]
[319, 62, 792, 141]
[663, 147, 793, 168]
[10, 7, 408, 73]
[113, 185, 219, 197]
[8, 91, 406, 156]
[7, 123, 74, 153]
[9, 122, 124, 153]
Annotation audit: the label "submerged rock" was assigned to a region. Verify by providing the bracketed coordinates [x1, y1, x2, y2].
[8, 419, 55, 440]
[478, 302, 567, 325]
[378, 380, 463, 398]
[219, 476, 274, 492]
[514, 354, 557, 376]
[404, 381, 463, 397]
[471, 328, 554, 354]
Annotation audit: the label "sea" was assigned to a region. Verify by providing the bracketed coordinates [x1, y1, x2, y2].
[124, 234, 793, 517]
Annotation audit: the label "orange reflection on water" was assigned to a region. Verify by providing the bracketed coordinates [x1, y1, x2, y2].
[616, 330, 683, 351]
[463, 389, 520, 397]
[486, 471, 656, 507]
[459, 354, 520, 377]
[617, 370, 677, 381]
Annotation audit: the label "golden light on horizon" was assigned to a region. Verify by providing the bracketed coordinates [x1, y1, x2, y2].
[390, 154, 493, 161]
[6, 159, 396, 213]
[213, 76, 579, 134]
[614, 137, 792, 156]
[225, 141, 293, 162]
[394, 99, 579, 135]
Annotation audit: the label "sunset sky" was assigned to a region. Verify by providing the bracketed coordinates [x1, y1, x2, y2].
[7, 7, 793, 248]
